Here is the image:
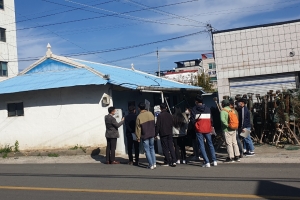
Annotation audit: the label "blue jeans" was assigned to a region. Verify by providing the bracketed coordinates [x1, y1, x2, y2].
[196, 133, 216, 164]
[142, 137, 156, 166]
[243, 128, 255, 152]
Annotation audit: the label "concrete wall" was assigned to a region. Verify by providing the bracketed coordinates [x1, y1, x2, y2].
[0, 85, 112, 150]
[0, 0, 18, 81]
[213, 21, 300, 100]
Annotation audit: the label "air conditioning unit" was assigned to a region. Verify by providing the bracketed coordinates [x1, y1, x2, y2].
[102, 93, 111, 105]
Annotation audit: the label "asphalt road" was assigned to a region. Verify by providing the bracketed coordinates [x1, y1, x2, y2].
[0, 162, 299, 200]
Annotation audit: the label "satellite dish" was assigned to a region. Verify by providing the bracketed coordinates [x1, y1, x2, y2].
[289, 51, 295, 57]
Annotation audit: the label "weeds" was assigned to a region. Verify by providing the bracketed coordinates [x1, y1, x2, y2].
[69, 144, 87, 153]
[14, 140, 20, 152]
[48, 153, 59, 157]
[0, 145, 13, 158]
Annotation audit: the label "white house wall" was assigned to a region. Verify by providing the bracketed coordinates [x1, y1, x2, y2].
[0, 85, 112, 150]
[213, 21, 300, 100]
[0, 0, 18, 81]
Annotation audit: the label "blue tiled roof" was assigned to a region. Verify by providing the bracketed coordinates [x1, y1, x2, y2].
[72, 59, 201, 90]
[0, 57, 202, 95]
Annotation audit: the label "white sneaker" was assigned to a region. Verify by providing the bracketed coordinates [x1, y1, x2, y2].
[182, 160, 186, 164]
[147, 165, 154, 170]
[153, 164, 157, 169]
[211, 161, 217, 166]
[202, 163, 211, 168]
[176, 160, 180, 164]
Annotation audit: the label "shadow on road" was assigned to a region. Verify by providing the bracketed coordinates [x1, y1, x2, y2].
[256, 180, 300, 199]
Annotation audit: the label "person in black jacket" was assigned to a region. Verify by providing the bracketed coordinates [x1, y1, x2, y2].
[105, 106, 124, 164]
[125, 106, 139, 165]
[237, 98, 255, 156]
[156, 103, 177, 167]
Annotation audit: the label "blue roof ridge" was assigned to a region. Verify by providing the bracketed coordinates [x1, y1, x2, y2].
[69, 58, 202, 89]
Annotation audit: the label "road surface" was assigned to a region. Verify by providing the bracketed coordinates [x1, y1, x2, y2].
[0, 162, 299, 200]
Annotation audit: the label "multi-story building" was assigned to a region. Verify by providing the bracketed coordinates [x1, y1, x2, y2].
[213, 19, 300, 101]
[201, 53, 217, 89]
[0, 0, 18, 81]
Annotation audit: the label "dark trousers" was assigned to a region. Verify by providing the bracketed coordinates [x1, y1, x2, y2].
[173, 136, 187, 161]
[160, 134, 176, 164]
[106, 138, 117, 162]
[236, 131, 243, 155]
[127, 135, 140, 162]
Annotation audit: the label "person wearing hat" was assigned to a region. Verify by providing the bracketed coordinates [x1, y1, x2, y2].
[220, 99, 240, 162]
[190, 95, 217, 168]
[229, 99, 243, 157]
[237, 98, 255, 156]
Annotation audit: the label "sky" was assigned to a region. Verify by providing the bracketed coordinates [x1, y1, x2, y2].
[13, 0, 300, 73]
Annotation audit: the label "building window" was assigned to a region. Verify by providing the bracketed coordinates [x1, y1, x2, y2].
[0, 0, 3, 9]
[7, 102, 24, 117]
[208, 63, 216, 69]
[210, 77, 217, 81]
[0, 61, 8, 76]
[0, 28, 6, 42]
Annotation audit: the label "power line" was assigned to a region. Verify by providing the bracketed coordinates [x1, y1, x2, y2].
[122, 0, 206, 25]
[64, 0, 204, 28]
[103, 51, 156, 64]
[2, 0, 115, 26]
[6, 0, 204, 32]
[4, 4, 109, 62]
[11, 30, 208, 62]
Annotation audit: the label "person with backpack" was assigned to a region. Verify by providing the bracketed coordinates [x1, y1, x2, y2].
[229, 99, 243, 157]
[172, 108, 188, 164]
[220, 99, 241, 163]
[190, 96, 217, 168]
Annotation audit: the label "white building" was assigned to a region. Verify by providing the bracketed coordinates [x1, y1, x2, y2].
[201, 53, 217, 89]
[213, 19, 300, 100]
[163, 70, 198, 85]
[0, 45, 202, 153]
[0, 0, 18, 81]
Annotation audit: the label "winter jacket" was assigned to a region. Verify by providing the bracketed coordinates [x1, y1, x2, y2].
[220, 106, 237, 132]
[105, 114, 124, 138]
[125, 113, 137, 136]
[156, 110, 173, 137]
[136, 110, 155, 140]
[238, 106, 251, 129]
[190, 104, 213, 134]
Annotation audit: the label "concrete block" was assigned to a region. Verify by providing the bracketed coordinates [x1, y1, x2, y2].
[228, 70, 234, 78]
[254, 68, 261, 75]
[233, 69, 240, 78]
[277, 65, 283, 73]
[223, 71, 229, 79]
[249, 68, 255, 76]
[239, 69, 245, 77]
[244, 68, 250, 76]
[218, 72, 224, 79]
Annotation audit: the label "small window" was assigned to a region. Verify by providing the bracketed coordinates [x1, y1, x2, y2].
[0, 61, 8, 76]
[210, 77, 217, 81]
[208, 63, 216, 69]
[7, 102, 24, 117]
[0, 28, 5, 42]
[0, 0, 3, 9]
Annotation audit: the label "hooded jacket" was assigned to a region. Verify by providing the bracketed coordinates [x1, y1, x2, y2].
[135, 110, 155, 140]
[156, 110, 173, 137]
[190, 104, 213, 134]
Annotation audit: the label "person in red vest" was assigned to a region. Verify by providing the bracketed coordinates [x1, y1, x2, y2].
[190, 96, 217, 168]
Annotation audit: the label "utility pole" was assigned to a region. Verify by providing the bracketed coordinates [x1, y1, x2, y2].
[157, 47, 161, 77]
[206, 24, 215, 60]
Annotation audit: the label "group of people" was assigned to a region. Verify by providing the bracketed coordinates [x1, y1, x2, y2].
[220, 97, 255, 163]
[104, 95, 255, 169]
